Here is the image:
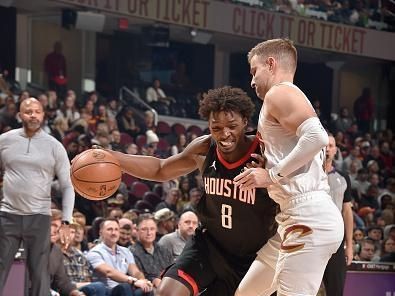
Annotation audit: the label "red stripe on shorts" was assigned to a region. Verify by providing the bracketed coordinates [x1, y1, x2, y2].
[178, 269, 199, 296]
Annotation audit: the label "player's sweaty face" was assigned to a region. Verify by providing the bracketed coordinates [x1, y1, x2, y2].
[209, 110, 246, 154]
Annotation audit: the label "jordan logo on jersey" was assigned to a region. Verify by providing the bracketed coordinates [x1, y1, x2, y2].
[209, 160, 216, 171]
[203, 177, 256, 205]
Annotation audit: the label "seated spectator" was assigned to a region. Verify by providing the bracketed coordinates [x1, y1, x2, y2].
[366, 225, 383, 258]
[354, 239, 376, 261]
[177, 176, 191, 211]
[110, 129, 124, 152]
[130, 214, 173, 289]
[50, 209, 106, 296]
[182, 188, 203, 212]
[155, 187, 180, 213]
[360, 185, 380, 211]
[158, 210, 199, 260]
[108, 208, 124, 220]
[118, 224, 134, 248]
[86, 219, 153, 295]
[116, 106, 140, 137]
[353, 168, 371, 200]
[145, 79, 174, 115]
[353, 228, 365, 244]
[57, 94, 80, 126]
[153, 208, 177, 241]
[379, 237, 395, 262]
[51, 116, 69, 142]
[170, 133, 187, 156]
[70, 222, 89, 253]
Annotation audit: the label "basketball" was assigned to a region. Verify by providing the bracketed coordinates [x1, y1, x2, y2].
[71, 149, 122, 200]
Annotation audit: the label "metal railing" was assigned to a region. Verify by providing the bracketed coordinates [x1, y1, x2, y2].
[118, 86, 158, 126]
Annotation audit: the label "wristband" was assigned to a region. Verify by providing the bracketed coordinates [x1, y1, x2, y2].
[61, 220, 70, 226]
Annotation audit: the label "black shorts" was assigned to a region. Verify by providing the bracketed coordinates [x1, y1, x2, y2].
[162, 228, 255, 296]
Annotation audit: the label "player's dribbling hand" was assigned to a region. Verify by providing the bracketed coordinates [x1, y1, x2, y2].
[233, 167, 274, 190]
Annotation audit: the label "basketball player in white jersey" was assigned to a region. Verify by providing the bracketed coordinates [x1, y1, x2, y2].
[233, 38, 344, 296]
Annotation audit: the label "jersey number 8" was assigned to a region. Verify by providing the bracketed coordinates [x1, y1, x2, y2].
[221, 204, 232, 229]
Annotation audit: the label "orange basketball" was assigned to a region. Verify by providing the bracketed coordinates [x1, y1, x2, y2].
[71, 149, 122, 200]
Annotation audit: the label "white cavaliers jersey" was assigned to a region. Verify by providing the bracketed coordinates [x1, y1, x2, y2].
[257, 82, 330, 206]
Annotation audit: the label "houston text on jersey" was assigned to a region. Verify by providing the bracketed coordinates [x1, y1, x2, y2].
[203, 177, 256, 205]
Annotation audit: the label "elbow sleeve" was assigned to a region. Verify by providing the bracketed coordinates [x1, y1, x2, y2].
[269, 117, 328, 182]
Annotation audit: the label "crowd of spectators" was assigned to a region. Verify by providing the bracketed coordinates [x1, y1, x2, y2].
[220, 0, 395, 31]
[0, 66, 394, 294]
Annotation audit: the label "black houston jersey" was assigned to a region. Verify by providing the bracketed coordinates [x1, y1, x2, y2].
[197, 136, 278, 258]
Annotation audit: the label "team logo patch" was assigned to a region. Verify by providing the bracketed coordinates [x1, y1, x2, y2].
[280, 224, 313, 253]
[209, 160, 216, 171]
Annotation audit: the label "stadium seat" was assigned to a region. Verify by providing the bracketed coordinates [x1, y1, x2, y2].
[135, 134, 147, 148]
[171, 123, 186, 136]
[130, 181, 150, 199]
[187, 125, 203, 137]
[120, 132, 134, 146]
[157, 121, 171, 136]
[152, 183, 163, 197]
[157, 138, 170, 153]
[121, 174, 137, 189]
[142, 191, 162, 208]
[134, 199, 154, 213]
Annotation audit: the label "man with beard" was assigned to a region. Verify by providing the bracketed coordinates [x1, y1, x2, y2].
[0, 98, 75, 296]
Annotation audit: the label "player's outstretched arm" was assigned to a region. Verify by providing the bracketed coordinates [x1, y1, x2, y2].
[109, 135, 210, 182]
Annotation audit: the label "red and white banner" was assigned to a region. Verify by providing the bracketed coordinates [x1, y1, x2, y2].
[55, 0, 395, 61]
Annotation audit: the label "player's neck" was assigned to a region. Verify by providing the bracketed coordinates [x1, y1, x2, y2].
[271, 72, 294, 88]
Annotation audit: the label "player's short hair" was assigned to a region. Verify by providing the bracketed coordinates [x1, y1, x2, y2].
[198, 86, 255, 122]
[248, 38, 297, 73]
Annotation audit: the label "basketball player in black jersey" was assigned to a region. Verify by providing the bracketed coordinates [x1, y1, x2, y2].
[107, 86, 278, 296]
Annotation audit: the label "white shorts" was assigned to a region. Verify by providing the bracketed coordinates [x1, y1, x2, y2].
[237, 192, 343, 296]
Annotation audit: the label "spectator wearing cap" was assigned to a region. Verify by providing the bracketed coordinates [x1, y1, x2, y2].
[130, 214, 173, 289]
[158, 211, 199, 260]
[142, 130, 159, 157]
[153, 208, 177, 241]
